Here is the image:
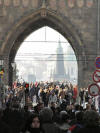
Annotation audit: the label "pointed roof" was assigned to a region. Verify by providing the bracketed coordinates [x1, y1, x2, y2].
[56, 40, 63, 54]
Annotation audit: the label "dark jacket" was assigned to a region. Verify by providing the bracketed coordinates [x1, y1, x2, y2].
[77, 126, 100, 133]
[24, 128, 44, 133]
[42, 122, 62, 133]
[0, 121, 11, 133]
[40, 107, 62, 133]
[59, 123, 70, 133]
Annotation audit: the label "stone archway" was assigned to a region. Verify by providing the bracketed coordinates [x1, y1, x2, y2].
[1, 8, 86, 88]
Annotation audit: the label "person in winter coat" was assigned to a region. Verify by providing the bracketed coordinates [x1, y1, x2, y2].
[59, 111, 70, 133]
[49, 92, 57, 104]
[0, 109, 11, 133]
[68, 111, 84, 133]
[39, 107, 62, 133]
[77, 110, 100, 133]
[21, 113, 44, 133]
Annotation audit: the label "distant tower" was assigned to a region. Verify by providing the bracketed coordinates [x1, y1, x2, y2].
[52, 40, 67, 81]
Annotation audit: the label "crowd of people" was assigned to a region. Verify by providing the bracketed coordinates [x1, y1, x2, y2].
[1, 81, 90, 109]
[0, 81, 100, 133]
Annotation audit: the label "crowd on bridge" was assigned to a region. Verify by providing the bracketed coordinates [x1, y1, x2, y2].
[0, 81, 100, 133]
[1, 81, 90, 108]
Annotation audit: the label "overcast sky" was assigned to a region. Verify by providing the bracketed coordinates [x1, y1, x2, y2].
[15, 26, 72, 60]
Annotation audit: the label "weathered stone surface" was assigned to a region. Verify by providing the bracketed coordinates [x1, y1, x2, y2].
[9, 14, 14, 23]
[2, 7, 7, 16]
[0, 0, 2, 5]
[67, 0, 75, 8]
[86, 0, 94, 8]
[4, 0, 11, 6]
[13, 0, 20, 7]
[58, 0, 67, 15]
[31, 0, 39, 8]
[76, 0, 84, 8]
[49, 0, 57, 10]
[22, 0, 29, 7]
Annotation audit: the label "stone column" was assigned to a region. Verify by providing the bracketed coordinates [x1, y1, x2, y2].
[1, 54, 14, 87]
[3, 56, 9, 86]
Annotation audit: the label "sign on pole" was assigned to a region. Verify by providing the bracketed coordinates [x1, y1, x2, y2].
[88, 83, 100, 97]
[93, 70, 100, 83]
[95, 57, 100, 69]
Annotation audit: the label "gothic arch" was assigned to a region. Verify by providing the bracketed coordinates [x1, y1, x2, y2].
[1, 8, 86, 86]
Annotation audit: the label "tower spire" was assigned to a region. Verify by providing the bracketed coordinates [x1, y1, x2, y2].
[52, 39, 67, 81]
